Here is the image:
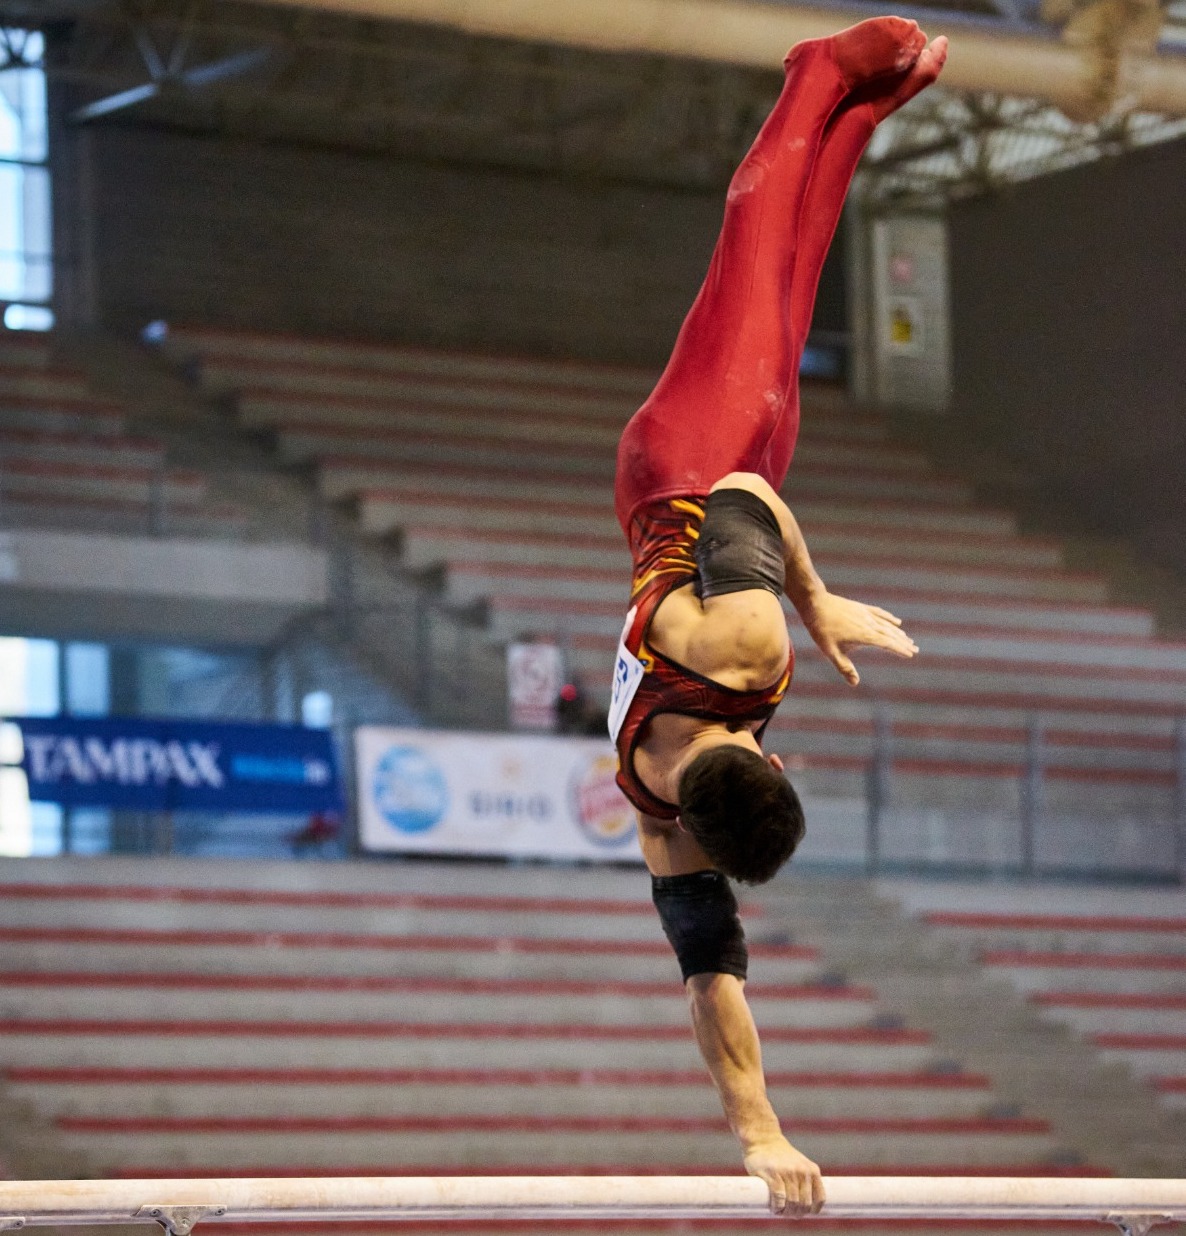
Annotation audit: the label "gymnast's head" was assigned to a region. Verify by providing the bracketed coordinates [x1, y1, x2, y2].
[677, 743, 805, 885]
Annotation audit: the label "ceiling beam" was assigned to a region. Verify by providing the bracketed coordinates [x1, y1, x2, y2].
[234, 0, 1186, 116]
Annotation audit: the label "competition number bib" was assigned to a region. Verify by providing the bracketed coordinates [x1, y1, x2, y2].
[607, 606, 646, 743]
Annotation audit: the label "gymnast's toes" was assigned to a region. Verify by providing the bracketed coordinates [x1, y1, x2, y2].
[826, 16, 928, 87]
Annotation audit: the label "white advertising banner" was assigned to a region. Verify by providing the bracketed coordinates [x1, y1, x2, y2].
[355, 727, 643, 862]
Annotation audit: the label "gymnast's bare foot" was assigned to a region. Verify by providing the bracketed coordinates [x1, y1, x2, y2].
[786, 17, 927, 89]
[858, 35, 949, 124]
[864, 35, 948, 121]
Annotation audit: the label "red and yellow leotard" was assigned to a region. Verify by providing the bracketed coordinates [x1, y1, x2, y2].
[610, 496, 793, 820]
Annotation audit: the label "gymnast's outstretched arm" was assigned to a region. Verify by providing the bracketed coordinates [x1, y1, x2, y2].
[709, 472, 919, 685]
[638, 814, 824, 1215]
[687, 971, 825, 1215]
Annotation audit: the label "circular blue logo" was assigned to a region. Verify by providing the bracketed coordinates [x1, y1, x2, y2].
[372, 745, 448, 834]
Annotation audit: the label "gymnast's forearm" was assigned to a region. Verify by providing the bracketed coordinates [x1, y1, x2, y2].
[779, 505, 827, 617]
[686, 972, 782, 1147]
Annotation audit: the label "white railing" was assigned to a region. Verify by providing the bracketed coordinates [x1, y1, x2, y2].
[1, 1177, 1184, 1235]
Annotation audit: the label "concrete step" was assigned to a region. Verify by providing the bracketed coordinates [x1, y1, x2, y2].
[401, 536, 1096, 605]
[0, 429, 165, 470]
[0, 495, 248, 537]
[0, 368, 92, 401]
[568, 644, 1184, 712]
[0, 855, 651, 898]
[0, 461, 207, 506]
[0, 977, 881, 1030]
[58, 1117, 1064, 1172]
[0, 332, 55, 367]
[397, 522, 1065, 571]
[304, 443, 970, 502]
[571, 623, 1186, 684]
[769, 712, 1176, 756]
[773, 876, 1186, 1176]
[159, 325, 661, 399]
[246, 393, 629, 442]
[980, 954, 1186, 995]
[244, 395, 911, 470]
[449, 556, 1106, 606]
[0, 929, 821, 984]
[354, 487, 1020, 540]
[881, 881, 1186, 919]
[322, 460, 979, 510]
[221, 360, 647, 420]
[1095, 1037, 1186, 1078]
[488, 589, 1154, 642]
[763, 723, 1174, 776]
[773, 694, 1180, 739]
[0, 1021, 942, 1074]
[567, 663, 1184, 732]
[1027, 997, 1186, 1036]
[1153, 1077, 1186, 1109]
[0, 395, 125, 435]
[12, 1068, 997, 1121]
[0, 887, 680, 941]
[919, 915, 1186, 956]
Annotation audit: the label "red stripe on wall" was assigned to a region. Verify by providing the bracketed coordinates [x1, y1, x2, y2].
[0, 1019, 931, 1044]
[983, 950, 1186, 970]
[0, 971, 864, 1000]
[5, 1066, 990, 1089]
[0, 883, 692, 915]
[58, 1114, 1049, 1135]
[110, 1163, 1110, 1180]
[924, 912, 1186, 933]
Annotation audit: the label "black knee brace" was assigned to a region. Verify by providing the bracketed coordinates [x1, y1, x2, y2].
[651, 870, 748, 982]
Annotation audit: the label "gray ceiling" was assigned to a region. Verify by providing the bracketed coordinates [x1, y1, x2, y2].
[4, 0, 1185, 204]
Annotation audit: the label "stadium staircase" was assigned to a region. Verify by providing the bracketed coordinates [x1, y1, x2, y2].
[0, 330, 243, 538]
[4, 857, 1177, 1235]
[139, 324, 1186, 872]
[880, 879, 1186, 1167]
[0, 329, 499, 732]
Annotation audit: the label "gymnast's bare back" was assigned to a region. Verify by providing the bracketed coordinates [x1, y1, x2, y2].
[632, 472, 918, 817]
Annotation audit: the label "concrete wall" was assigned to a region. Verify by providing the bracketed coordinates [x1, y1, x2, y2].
[949, 136, 1186, 571]
[68, 120, 846, 366]
[0, 530, 327, 646]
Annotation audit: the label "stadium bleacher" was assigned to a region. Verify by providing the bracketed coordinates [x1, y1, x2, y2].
[884, 881, 1186, 1123]
[0, 333, 245, 537]
[154, 324, 1184, 862]
[0, 857, 1113, 1201]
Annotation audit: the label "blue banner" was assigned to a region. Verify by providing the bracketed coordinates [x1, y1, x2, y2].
[12, 716, 344, 814]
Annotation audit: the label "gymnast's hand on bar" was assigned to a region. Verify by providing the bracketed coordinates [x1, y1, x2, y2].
[743, 1133, 826, 1216]
[798, 590, 919, 686]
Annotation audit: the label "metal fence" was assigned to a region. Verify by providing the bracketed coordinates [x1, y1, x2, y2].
[796, 707, 1186, 884]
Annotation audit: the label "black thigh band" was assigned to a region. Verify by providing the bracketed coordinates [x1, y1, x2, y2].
[695, 487, 784, 600]
[651, 870, 748, 982]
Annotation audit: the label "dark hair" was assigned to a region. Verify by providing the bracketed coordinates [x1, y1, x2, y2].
[677, 745, 805, 885]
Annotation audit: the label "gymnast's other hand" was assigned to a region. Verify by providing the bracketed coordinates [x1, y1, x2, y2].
[799, 590, 919, 686]
[743, 1133, 825, 1216]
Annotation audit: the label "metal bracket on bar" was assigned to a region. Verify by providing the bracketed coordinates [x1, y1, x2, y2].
[0, 1219, 26, 1231]
[136, 1205, 228, 1236]
[1106, 1213, 1173, 1236]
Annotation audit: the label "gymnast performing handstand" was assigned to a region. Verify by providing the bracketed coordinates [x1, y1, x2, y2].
[609, 16, 946, 1215]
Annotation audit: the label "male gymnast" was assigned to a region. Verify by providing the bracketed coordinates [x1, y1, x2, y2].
[609, 16, 946, 1216]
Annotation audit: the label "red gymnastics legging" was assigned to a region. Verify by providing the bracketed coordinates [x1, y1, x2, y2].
[614, 43, 881, 533]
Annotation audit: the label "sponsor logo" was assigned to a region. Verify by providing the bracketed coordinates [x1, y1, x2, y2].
[468, 791, 553, 822]
[24, 736, 224, 789]
[372, 744, 448, 834]
[569, 751, 636, 848]
[231, 755, 332, 786]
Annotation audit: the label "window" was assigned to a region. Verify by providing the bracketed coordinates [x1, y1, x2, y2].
[0, 636, 59, 856]
[0, 28, 52, 328]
